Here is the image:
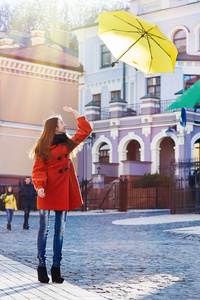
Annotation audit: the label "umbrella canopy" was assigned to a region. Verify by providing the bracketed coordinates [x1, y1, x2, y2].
[98, 11, 178, 74]
[166, 80, 200, 110]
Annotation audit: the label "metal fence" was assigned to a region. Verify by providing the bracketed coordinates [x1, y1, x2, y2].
[170, 160, 200, 213]
[80, 178, 170, 211]
[97, 99, 181, 120]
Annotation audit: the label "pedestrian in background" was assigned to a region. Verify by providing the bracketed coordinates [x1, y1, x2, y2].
[19, 177, 37, 229]
[30, 106, 92, 284]
[1, 186, 17, 230]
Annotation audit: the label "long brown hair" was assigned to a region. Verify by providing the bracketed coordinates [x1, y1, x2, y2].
[29, 115, 80, 162]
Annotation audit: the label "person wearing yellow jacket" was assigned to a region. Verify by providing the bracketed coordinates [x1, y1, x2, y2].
[1, 186, 17, 230]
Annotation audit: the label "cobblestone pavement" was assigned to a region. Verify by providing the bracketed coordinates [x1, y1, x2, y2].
[1, 209, 200, 299]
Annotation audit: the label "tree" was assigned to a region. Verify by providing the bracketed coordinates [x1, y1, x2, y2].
[0, 2, 14, 32]
[0, 0, 129, 50]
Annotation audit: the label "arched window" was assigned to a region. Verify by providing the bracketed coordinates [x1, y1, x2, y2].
[173, 30, 186, 54]
[126, 140, 140, 161]
[194, 138, 200, 161]
[99, 143, 109, 163]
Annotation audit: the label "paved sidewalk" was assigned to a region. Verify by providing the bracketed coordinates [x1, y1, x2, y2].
[0, 254, 107, 300]
[1, 209, 200, 299]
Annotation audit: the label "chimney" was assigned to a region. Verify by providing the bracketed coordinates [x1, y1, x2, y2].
[0, 36, 15, 48]
[48, 22, 70, 48]
[31, 29, 46, 46]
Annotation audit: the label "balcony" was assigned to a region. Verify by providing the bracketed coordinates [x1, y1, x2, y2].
[86, 97, 199, 122]
[99, 99, 178, 120]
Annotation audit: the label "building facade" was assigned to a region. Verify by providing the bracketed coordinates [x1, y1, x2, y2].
[74, 0, 200, 181]
[0, 24, 82, 184]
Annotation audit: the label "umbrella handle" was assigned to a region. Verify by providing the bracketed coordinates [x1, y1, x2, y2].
[111, 61, 119, 68]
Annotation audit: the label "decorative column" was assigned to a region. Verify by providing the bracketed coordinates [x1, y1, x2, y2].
[85, 100, 100, 121]
[140, 93, 160, 115]
[109, 96, 127, 118]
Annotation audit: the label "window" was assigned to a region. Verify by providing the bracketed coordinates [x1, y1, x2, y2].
[194, 138, 200, 161]
[99, 143, 109, 163]
[93, 94, 101, 119]
[143, 3, 160, 12]
[184, 75, 200, 90]
[147, 77, 160, 98]
[173, 30, 186, 54]
[93, 94, 101, 107]
[101, 45, 111, 68]
[111, 90, 121, 100]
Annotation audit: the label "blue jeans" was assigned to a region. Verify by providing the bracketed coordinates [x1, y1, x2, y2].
[5, 208, 14, 225]
[37, 210, 67, 268]
[24, 206, 30, 225]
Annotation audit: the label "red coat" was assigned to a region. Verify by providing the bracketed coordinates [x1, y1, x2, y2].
[32, 116, 92, 211]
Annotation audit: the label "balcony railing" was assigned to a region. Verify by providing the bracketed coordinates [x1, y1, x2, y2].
[160, 99, 176, 113]
[98, 99, 197, 120]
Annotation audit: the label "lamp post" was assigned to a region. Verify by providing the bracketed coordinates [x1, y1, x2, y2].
[82, 133, 95, 211]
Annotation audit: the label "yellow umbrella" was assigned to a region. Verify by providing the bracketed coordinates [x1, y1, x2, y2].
[98, 11, 178, 74]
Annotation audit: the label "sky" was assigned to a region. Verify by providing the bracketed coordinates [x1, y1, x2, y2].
[0, 0, 129, 29]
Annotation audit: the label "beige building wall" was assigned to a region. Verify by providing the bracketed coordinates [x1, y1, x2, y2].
[0, 58, 80, 180]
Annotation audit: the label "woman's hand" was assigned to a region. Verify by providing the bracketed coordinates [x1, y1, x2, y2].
[38, 188, 45, 198]
[63, 106, 81, 119]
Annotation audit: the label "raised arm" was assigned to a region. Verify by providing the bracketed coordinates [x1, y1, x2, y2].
[63, 106, 92, 143]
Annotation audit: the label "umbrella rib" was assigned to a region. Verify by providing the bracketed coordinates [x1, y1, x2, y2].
[136, 19, 165, 41]
[112, 14, 146, 32]
[113, 29, 166, 41]
[136, 18, 148, 33]
[148, 34, 171, 57]
[146, 35, 153, 74]
[115, 34, 145, 61]
[114, 26, 155, 62]
[102, 29, 144, 34]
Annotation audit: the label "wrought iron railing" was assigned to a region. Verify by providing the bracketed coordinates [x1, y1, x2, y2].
[98, 99, 199, 120]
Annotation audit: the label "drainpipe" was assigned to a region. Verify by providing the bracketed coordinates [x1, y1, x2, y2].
[123, 62, 126, 101]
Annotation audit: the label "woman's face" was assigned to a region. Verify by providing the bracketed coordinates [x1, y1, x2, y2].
[55, 118, 67, 134]
[8, 187, 12, 193]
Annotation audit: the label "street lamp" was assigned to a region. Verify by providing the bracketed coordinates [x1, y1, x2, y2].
[86, 133, 96, 149]
[87, 135, 92, 149]
[97, 166, 101, 174]
[166, 126, 176, 137]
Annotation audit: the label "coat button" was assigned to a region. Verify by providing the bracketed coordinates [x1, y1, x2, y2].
[59, 169, 63, 173]
[65, 154, 68, 158]
[65, 167, 69, 172]
[57, 156, 62, 160]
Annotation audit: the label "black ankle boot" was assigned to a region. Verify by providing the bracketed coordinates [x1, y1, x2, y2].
[51, 266, 64, 283]
[23, 223, 29, 230]
[37, 266, 49, 283]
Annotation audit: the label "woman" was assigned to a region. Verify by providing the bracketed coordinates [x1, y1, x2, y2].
[1, 186, 18, 230]
[31, 106, 92, 284]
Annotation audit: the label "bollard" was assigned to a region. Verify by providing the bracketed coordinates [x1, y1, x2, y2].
[119, 178, 127, 212]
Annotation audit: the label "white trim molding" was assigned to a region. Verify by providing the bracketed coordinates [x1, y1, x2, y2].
[194, 22, 200, 53]
[168, 25, 190, 54]
[191, 133, 200, 160]
[151, 130, 179, 174]
[118, 132, 145, 176]
[0, 57, 80, 85]
[92, 135, 113, 174]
